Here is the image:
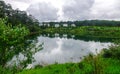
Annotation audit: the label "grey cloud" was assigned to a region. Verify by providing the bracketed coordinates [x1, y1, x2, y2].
[62, 0, 95, 20]
[114, 0, 120, 19]
[4, 0, 120, 21]
[27, 2, 59, 22]
[89, 0, 120, 20]
[62, 0, 120, 21]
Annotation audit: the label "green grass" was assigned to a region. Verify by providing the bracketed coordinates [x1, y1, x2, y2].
[42, 26, 120, 39]
[18, 58, 120, 74]
[18, 44, 120, 74]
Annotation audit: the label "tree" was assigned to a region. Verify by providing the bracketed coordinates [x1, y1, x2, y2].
[0, 18, 42, 68]
[0, 1, 40, 33]
[0, 18, 30, 67]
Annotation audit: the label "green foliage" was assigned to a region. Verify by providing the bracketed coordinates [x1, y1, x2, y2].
[0, 18, 42, 73]
[0, 66, 12, 74]
[18, 58, 120, 74]
[42, 26, 120, 40]
[0, 18, 29, 66]
[0, 1, 42, 73]
[0, 1, 40, 33]
[0, 19, 29, 44]
[103, 44, 120, 60]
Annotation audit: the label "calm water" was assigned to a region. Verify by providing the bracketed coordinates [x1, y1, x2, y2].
[8, 35, 112, 68]
[31, 36, 111, 66]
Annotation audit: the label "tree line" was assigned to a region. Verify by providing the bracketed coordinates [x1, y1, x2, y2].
[41, 20, 120, 28]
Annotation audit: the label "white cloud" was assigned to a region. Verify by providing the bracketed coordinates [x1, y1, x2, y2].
[3, 0, 120, 21]
[27, 2, 59, 22]
[4, 0, 64, 21]
[90, 0, 120, 20]
[62, 0, 95, 21]
[4, 0, 64, 11]
[4, 0, 30, 10]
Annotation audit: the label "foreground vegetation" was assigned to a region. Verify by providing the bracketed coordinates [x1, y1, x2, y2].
[19, 43, 120, 74]
[18, 59, 120, 74]
[0, 18, 42, 74]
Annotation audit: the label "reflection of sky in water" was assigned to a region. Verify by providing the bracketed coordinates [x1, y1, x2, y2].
[32, 36, 111, 66]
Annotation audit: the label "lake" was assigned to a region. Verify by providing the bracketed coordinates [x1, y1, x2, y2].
[8, 35, 112, 68]
[31, 35, 112, 67]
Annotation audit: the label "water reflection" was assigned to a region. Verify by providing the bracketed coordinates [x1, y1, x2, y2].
[41, 33, 116, 42]
[32, 36, 111, 66]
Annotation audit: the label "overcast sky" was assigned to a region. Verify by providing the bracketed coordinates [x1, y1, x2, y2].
[4, 0, 120, 22]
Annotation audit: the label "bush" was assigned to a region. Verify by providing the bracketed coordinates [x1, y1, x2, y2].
[103, 45, 120, 59]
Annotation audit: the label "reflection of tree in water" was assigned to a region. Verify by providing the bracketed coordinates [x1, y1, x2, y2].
[40, 33, 114, 42]
[7, 38, 43, 69]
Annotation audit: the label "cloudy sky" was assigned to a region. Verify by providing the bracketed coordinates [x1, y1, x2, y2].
[4, 0, 120, 22]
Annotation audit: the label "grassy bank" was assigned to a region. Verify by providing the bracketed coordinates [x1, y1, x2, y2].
[18, 59, 120, 74]
[18, 43, 120, 74]
[42, 26, 120, 39]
